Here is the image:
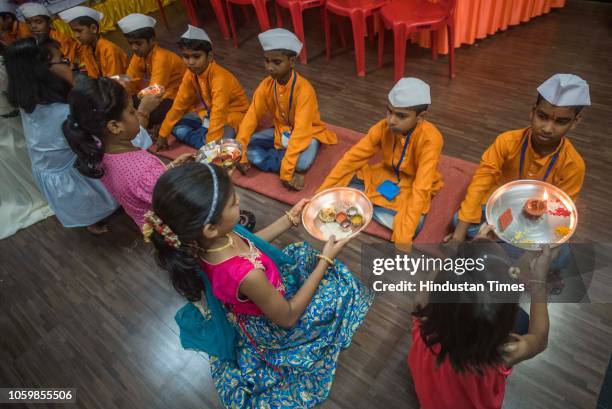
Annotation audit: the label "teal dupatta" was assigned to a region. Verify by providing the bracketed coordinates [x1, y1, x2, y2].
[174, 224, 295, 362]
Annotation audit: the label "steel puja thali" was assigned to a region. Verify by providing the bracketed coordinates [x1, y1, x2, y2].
[302, 188, 374, 241]
[486, 180, 577, 250]
[195, 139, 243, 168]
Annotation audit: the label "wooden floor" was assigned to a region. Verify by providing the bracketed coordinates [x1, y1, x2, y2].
[2, 0, 612, 408]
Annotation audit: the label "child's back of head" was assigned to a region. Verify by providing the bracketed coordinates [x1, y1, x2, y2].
[62, 77, 129, 178]
[413, 239, 520, 373]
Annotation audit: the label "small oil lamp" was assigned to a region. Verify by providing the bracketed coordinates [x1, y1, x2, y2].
[523, 190, 548, 219]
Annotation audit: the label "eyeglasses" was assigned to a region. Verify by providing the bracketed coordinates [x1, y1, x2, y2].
[48, 57, 71, 67]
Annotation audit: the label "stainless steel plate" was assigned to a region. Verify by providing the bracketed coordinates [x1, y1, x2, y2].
[485, 180, 577, 250]
[302, 188, 374, 241]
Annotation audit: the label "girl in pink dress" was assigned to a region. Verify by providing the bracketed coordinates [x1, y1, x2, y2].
[62, 77, 192, 228]
[144, 162, 373, 407]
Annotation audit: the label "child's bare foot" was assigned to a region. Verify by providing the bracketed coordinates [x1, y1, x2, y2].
[87, 222, 108, 235]
[284, 173, 305, 191]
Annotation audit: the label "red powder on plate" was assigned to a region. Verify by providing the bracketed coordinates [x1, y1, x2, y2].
[498, 208, 513, 232]
[549, 207, 571, 217]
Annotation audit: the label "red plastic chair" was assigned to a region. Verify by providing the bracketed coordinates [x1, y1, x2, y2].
[274, 0, 325, 64]
[377, 0, 456, 81]
[323, 0, 389, 77]
[181, 0, 231, 39]
[225, 0, 272, 48]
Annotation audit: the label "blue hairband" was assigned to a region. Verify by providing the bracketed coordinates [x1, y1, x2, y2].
[203, 163, 218, 225]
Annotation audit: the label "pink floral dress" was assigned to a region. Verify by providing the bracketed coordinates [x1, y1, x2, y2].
[100, 149, 166, 228]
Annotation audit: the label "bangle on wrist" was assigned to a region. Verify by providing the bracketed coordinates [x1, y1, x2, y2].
[529, 280, 547, 285]
[316, 254, 334, 266]
[285, 211, 299, 227]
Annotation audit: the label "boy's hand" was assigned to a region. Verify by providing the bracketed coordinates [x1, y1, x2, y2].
[156, 137, 169, 151]
[395, 242, 412, 253]
[283, 173, 305, 191]
[236, 162, 250, 175]
[139, 93, 162, 115]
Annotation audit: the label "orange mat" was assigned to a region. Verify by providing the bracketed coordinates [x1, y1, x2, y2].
[150, 124, 478, 244]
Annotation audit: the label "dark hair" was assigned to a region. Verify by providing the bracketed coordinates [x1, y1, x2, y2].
[409, 104, 429, 115]
[124, 27, 155, 41]
[4, 37, 71, 113]
[275, 48, 297, 57]
[62, 77, 129, 178]
[536, 93, 584, 115]
[150, 163, 233, 301]
[71, 16, 99, 30]
[413, 239, 519, 373]
[0, 12, 16, 21]
[177, 38, 212, 53]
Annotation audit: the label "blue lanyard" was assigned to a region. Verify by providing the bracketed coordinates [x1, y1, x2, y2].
[391, 131, 412, 182]
[274, 71, 297, 130]
[193, 73, 210, 113]
[519, 129, 561, 181]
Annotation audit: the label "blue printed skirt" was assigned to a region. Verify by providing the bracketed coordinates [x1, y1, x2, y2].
[210, 242, 373, 408]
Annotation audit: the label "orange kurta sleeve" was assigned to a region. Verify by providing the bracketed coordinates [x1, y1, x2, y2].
[50, 29, 77, 64]
[77, 43, 98, 77]
[97, 38, 128, 77]
[549, 145, 585, 201]
[458, 133, 512, 224]
[318, 122, 382, 191]
[126, 55, 145, 95]
[392, 127, 444, 244]
[236, 81, 270, 163]
[159, 71, 197, 138]
[279, 87, 316, 181]
[149, 46, 185, 100]
[207, 68, 235, 142]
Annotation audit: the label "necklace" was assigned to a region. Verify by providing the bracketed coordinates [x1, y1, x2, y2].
[204, 234, 234, 253]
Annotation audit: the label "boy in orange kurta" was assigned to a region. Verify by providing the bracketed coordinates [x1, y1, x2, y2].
[235, 29, 336, 191]
[158, 25, 249, 150]
[319, 78, 444, 246]
[448, 74, 590, 242]
[18, 3, 96, 76]
[118, 13, 186, 128]
[59, 7, 128, 78]
[0, 2, 31, 46]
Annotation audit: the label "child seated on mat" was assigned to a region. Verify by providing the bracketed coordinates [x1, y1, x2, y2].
[118, 13, 186, 130]
[58, 6, 128, 77]
[63, 77, 192, 229]
[235, 28, 337, 191]
[318, 78, 443, 250]
[409, 225, 555, 409]
[18, 2, 96, 76]
[448, 73, 590, 243]
[157, 25, 249, 150]
[0, 1, 31, 46]
[144, 161, 372, 407]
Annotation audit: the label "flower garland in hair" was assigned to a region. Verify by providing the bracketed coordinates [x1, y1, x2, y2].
[142, 210, 181, 249]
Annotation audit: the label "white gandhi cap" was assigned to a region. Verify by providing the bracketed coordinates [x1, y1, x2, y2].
[118, 13, 156, 34]
[258, 28, 302, 54]
[0, 0, 16, 15]
[181, 24, 211, 44]
[59, 6, 103, 23]
[537, 74, 591, 107]
[17, 3, 51, 18]
[388, 77, 431, 107]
